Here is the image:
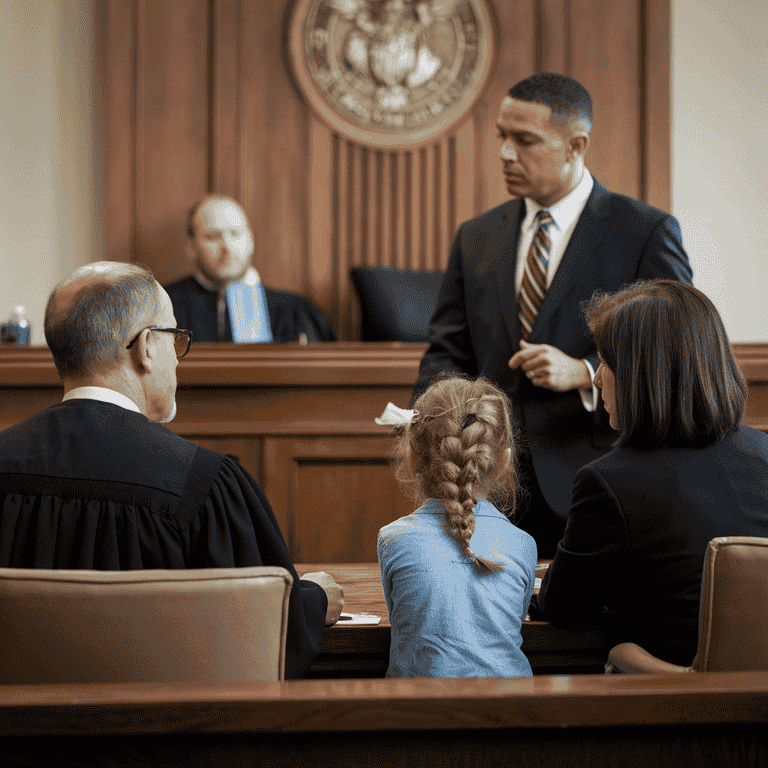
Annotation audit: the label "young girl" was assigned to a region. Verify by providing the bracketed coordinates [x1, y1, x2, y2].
[378, 376, 537, 678]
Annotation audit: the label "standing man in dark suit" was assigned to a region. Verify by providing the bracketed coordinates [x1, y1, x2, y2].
[414, 72, 693, 556]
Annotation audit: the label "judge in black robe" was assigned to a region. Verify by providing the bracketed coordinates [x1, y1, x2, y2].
[0, 397, 327, 679]
[165, 275, 336, 343]
[171, 195, 336, 343]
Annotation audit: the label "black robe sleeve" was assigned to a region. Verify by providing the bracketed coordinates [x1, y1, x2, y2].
[187, 456, 328, 679]
[264, 287, 337, 342]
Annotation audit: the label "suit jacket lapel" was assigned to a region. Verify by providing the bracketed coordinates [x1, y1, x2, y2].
[528, 180, 612, 342]
[495, 199, 526, 351]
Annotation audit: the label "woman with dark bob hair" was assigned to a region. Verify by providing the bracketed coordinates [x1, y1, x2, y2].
[533, 279, 768, 666]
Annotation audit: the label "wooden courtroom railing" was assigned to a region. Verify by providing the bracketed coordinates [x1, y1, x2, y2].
[1, 342, 767, 564]
[2, 673, 767, 766]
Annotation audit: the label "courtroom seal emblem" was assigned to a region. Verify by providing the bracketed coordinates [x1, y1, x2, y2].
[289, 0, 496, 148]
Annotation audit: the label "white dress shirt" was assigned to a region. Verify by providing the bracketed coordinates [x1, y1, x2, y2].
[63, 386, 141, 413]
[514, 170, 598, 410]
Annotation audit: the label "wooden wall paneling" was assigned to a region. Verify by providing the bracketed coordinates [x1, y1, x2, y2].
[350, 143, 366, 276]
[479, 0, 538, 215]
[135, 0, 210, 286]
[308, 116, 337, 332]
[454, 119, 478, 239]
[239, 0, 308, 294]
[421, 145, 437, 269]
[96, 0, 672, 339]
[335, 135, 351, 337]
[410, 147, 424, 269]
[432, 141, 444, 267]
[361, 146, 376, 270]
[539, 0, 570, 74]
[263, 436, 411, 563]
[97, 0, 136, 264]
[379, 151, 394, 267]
[210, 0, 242, 199]
[570, 0, 642, 199]
[644, 0, 671, 211]
[402, 150, 413, 268]
[394, 151, 408, 270]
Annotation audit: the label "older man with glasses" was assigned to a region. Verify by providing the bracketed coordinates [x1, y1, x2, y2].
[0, 262, 343, 680]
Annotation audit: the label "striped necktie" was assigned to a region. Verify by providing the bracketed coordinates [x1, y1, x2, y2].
[518, 209, 554, 340]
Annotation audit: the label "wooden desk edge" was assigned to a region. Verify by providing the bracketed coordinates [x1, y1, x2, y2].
[1, 672, 767, 735]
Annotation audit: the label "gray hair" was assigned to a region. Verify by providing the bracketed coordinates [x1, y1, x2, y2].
[44, 262, 160, 377]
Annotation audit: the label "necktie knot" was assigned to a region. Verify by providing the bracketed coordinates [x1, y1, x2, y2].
[536, 209, 553, 230]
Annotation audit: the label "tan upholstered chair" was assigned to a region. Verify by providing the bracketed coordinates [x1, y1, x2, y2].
[606, 536, 768, 673]
[0, 566, 293, 684]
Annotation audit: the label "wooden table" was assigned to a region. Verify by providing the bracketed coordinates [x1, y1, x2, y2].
[297, 563, 610, 677]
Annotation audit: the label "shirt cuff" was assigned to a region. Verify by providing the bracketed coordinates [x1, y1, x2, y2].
[579, 358, 598, 412]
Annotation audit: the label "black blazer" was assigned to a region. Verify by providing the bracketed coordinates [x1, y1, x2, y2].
[415, 179, 693, 515]
[534, 426, 768, 666]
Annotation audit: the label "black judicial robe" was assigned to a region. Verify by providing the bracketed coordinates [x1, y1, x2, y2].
[165, 276, 337, 343]
[0, 399, 327, 679]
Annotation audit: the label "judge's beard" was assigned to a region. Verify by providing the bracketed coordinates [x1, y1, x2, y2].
[158, 401, 177, 424]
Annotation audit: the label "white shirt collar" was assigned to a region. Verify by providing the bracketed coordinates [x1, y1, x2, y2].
[522, 169, 594, 233]
[63, 386, 141, 414]
[193, 266, 261, 293]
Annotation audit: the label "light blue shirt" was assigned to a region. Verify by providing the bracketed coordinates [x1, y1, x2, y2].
[378, 499, 537, 679]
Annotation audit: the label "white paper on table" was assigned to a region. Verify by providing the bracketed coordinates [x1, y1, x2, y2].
[336, 612, 382, 625]
[375, 402, 415, 426]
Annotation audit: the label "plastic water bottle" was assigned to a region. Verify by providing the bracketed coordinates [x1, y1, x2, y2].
[1, 306, 31, 345]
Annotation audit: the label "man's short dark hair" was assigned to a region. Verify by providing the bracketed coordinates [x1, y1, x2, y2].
[583, 280, 747, 450]
[509, 72, 592, 132]
[45, 263, 160, 378]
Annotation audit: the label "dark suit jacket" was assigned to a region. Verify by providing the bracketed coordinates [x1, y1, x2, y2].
[533, 426, 768, 666]
[415, 179, 693, 515]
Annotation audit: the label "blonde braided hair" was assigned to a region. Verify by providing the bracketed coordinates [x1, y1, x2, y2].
[395, 376, 518, 573]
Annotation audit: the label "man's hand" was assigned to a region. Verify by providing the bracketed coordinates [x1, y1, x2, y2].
[508, 340, 592, 392]
[301, 571, 345, 626]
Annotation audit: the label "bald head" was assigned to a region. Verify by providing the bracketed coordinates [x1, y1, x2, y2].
[45, 262, 160, 378]
[186, 195, 254, 286]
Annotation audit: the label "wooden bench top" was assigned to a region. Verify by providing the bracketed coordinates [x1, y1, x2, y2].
[2, 671, 767, 735]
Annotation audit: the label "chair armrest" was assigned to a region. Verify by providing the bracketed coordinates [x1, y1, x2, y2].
[605, 642, 694, 674]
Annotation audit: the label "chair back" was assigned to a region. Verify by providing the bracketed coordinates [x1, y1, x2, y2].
[350, 266, 443, 342]
[0, 566, 293, 684]
[692, 536, 768, 672]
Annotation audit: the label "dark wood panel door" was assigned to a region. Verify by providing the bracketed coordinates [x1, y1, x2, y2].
[263, 436, 412, 563]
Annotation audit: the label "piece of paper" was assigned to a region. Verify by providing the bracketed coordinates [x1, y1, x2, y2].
[375, 402, 415, 426]
[336, 612, 382, 625]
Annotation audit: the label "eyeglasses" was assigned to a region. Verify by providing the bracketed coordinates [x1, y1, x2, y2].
[125, 327, 193, 358]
